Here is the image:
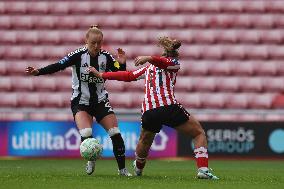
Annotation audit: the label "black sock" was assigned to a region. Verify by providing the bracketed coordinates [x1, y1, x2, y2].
[110, 133, 125, 170]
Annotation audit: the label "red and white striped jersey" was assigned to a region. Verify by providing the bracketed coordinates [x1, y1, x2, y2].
[102, 56, 180, 113]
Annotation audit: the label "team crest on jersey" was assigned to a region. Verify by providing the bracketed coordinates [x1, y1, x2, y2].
[100, 61, 106, 71]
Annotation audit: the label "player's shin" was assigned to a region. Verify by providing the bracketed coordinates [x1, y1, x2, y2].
[108, 128, 126, 170]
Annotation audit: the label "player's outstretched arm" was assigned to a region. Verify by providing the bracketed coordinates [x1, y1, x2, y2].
[87, 66, 145, 82]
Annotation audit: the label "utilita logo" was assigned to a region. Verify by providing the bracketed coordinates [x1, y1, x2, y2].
[11, 128, 81, 150]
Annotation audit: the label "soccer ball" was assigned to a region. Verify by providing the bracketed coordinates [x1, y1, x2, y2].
[80, 138, 103, 161]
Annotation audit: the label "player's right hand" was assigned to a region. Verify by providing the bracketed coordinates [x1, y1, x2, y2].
[86, 66, 103, 78]
[25, 66, 39, 76]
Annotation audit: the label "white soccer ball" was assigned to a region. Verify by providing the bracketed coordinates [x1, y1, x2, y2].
[80, 138, 103, 161]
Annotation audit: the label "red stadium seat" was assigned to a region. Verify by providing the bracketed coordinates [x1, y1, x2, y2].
[27, 2, 50, 14]
[237, 30, 260, 44]
[4, 1, 27, 14]
[266, 1, 284, 13]
[49, 2, 70, 14]
[0, 112, 25, 121]
[225, 93, 249, 109]
[184, 61, 209, 76]
[193, 30, 216, 44]
[175, 92, 202, 109]
[3, 46, 27, 60]
[216, 77, 240, 92]
[156, 1, 178, 13]
[113, 1, 135, 13]
[69, 1, 92, 14]
[216, 30, 238, 43]
[0, 62, 7, 75]
[177, 1, 200, 13]
[220, 1, 244, 13]
[209, 61, 232, 76]
[192, 77, 216, 92]
[269, 46, 284, 60]
[243, 1, 266, 13]
[251, 14, 275, 28]
[175, 77, 195, 92]
[222, 45, 245, 60]
[200, 1, 221, 13]
[201, 93, 225, 109]
[260, 30, 284, 44]
[239, 77, 263, 92]
[39, 93, 64, 108]
[38, 31, 60, 44]
[0, 16, 11, 29]
[10, 16, 34, 29]
[0, 31, 17, 44]
[254, 61, 278, 76]
[33, 77, 57, 91]
[55, 76, 72, 92]
[12, 77, 34, 91]
[17, 93, 41, 108]
[231, 61, 254, 76]
[262, 77, 284, 92]
[127, 79, 144, 92]
[105, 81, 126, 92]
[16, 31, 38, 44]
[0, 77, 12, 91]
[246, 45, 269, 60]
[134, 1, 156, 13]
[184, 15, 209, 28]
[272, 94, 284, 109]
[0, 93, 17, 107]
[248, 93, 275, 109]
[130, 92, 144, 108]
[33, 16, 56, 29]
[108, 92, 132, 108]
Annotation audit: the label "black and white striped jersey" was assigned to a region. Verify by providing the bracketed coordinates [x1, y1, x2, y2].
[36, 46, 126, 105]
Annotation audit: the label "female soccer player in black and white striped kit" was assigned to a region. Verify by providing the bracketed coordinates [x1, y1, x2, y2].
[25, 26, 132, 176]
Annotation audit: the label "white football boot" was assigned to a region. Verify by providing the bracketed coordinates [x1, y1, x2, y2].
[197, 168, 219, 180]
[133, 160, 143, 176]
[118, 168, 132, 176]
[86, 161, 95, 175]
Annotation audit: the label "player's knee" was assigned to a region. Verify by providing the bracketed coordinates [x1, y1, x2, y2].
[79, 128, 93, 142]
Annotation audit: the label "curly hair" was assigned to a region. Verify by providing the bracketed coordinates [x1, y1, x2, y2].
[157, 36, 181, 58]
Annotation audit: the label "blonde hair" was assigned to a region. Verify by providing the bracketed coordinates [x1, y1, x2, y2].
[157, 36, 181, 58]
[86, 25, 103, 39]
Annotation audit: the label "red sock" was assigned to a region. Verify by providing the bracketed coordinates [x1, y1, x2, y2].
[136, 160, 146, 169]
[194, 147, 208, 168]
[135, 153, 146, 169]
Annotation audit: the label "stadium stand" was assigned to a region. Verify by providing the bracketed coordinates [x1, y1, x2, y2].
[1, 0, 284, 121]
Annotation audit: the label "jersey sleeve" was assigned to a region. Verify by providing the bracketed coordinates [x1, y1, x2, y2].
[102, 66, 147, 82]
[149, 56, 180, 71]
[105, 52, 126, 72]
[36, 48, 81, 76]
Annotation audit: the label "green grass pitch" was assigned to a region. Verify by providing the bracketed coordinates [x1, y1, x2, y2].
[0, 159, 283, 189]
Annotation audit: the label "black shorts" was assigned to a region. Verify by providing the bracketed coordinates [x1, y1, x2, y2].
[71, 97, 114, 123]
[141, 104, 190, 133]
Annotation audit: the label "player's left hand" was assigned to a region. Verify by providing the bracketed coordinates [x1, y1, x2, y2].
[134, 56, 152, 66]
[116, 48, 126, 64]
[85, 66, 102, 78]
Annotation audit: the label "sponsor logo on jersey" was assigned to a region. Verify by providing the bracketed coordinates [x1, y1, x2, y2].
[58, 56, 69, 64]
[67, 47, 87, 57]
[80, 73, 104, 83]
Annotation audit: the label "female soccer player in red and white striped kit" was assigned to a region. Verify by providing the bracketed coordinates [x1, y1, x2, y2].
[87, 36, 219, 179]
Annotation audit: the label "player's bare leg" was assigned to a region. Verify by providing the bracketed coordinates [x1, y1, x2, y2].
[175, 116, 219, 179]
[134, 129, 156, 176]
[100, 114, 131, 176]
[75, 111, 96, 175]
